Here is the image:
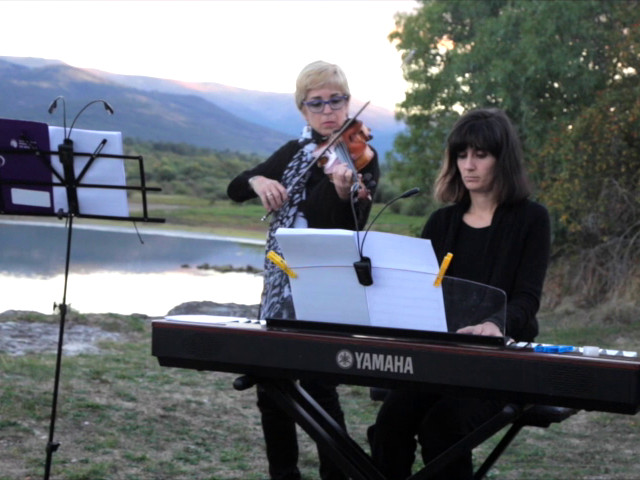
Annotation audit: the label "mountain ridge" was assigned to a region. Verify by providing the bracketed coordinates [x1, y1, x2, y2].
[0, 56, 403, 158]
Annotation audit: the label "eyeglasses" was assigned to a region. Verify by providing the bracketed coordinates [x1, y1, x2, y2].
[303, 95, 349, 113]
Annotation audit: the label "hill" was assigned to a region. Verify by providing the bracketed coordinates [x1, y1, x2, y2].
[0, 56, 404, 158]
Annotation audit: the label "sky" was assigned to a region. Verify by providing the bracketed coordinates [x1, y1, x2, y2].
[1, 0, 420, 111]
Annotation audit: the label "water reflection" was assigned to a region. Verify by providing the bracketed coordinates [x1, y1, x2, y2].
[0, 270, 263, 317]
[1, 220, 265, 275]
[0, 220, 265, 316]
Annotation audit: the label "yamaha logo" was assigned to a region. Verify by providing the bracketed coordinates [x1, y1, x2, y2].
[336, 349, 354, 369]
[336, 349, 415, 375]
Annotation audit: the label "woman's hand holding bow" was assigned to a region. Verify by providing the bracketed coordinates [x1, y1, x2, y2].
[249, 176, 288, 212]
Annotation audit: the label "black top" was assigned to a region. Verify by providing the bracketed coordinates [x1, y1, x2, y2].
[448, 223, 491, 283]
[421, 199, 551, 341]
[227, 136, 380, 230]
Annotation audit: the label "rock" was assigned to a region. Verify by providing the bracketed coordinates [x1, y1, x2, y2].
[0, 302, 261, 357]
[0, 320, 121, 356]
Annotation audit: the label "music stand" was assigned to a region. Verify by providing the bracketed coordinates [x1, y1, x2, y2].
[0, 117, 164, 480]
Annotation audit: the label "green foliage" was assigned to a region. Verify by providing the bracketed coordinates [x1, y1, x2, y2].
[387, 0, 640, 305]
[123, 138, 264, 201]
[542, 79, 640, 246]
[540, 79, 640, 305]
[389, 0, 640, 251]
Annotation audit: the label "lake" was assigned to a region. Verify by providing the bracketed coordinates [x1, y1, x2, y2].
[0, 220, 265, 316]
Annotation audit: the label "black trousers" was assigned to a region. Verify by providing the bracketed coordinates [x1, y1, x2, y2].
[370, 389, 504, 480]
[257, 379, 348, 480]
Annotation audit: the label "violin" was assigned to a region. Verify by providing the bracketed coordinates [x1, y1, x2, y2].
[314, 119, 374, 178]
[259, 102, 373, 221]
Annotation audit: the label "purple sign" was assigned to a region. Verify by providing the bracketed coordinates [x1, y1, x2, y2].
[0, 118, 54, 215]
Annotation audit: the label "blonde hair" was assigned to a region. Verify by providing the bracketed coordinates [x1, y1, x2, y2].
[295, 61, 350, 111]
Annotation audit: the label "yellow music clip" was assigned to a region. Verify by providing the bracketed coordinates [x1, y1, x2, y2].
[434, 252, 453, 287]
[267, 250, 298, 278]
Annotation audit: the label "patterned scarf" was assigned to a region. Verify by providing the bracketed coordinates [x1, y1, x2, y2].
[259, 126, 318, 320]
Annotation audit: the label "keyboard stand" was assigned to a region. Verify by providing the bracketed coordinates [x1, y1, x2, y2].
[233, 376, 577, 480]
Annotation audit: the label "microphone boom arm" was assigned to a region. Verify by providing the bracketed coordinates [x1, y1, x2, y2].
[353, 187, 421, 286]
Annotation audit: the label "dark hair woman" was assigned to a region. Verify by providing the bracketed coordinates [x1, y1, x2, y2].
[370, 108, 550, 480]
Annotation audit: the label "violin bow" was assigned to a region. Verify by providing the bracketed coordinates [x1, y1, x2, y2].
[261, 101, 371, 222]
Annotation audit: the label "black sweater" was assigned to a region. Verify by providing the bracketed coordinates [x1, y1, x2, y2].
[227, 138, 380, 230]
[421, 199, 551, 341]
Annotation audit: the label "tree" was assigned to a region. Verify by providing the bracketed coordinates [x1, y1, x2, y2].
[389, 0, 640, 304]
[542, 78, 640, 246]
[389, 0, 640, 217]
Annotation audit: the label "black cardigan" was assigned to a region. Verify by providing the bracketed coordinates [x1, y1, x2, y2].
[227, 138, 380, 230]
[421, 199, 551, 341]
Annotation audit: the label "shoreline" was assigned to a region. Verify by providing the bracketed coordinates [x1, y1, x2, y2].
[0, 301, 260, 356]
[0, 218, 266, 246]
[0, 270, 264, 318]
[1, 221, 266, 317]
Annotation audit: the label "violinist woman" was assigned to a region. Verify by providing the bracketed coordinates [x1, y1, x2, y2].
[227, 60, 379, 480]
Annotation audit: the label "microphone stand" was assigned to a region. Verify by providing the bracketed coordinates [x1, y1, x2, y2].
[43, 128, 84, 480]
[0, 104, 165, 480]
[43, 211, 74, 480]
[42, 97, 116, 480]
[353, 187, 421, 286]
[351, 183, 374, 286]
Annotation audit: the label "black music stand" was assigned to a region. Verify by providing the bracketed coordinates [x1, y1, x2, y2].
[0, 118, 164, 480]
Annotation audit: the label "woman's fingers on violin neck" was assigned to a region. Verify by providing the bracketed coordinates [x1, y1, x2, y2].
[336, 167, 354, 185]
[356, 186, 372, 202]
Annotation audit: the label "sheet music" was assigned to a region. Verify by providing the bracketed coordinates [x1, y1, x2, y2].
[49, 127, 129, 217]
[275, 228, 448, 332]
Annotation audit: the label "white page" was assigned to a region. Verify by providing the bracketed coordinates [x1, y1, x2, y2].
[274, 228, 359, 267]
[275, 229, 370, 324]
[289, 266, 371, 325]
[362, 231, 441, 272]
[274, 228, 447, 332]
[366, 269, 447, 331]
[49, 127, 129, 217]
[363, 232, 447, 331]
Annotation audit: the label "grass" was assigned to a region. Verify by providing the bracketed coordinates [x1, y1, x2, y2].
[2, 305, 640, 479]
[128, 193, 426, 240]
[2, 197, 640, 479]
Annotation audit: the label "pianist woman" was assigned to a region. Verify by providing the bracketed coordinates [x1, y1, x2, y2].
[227, 60, 379, 480]
[370, 108, 551, 479]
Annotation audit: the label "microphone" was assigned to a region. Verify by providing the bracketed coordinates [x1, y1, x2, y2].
[47, 96, 67, 137]
[353, 187, 421, 286]
[47, 96, 62, 114]
[47, 97, 115, 140]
